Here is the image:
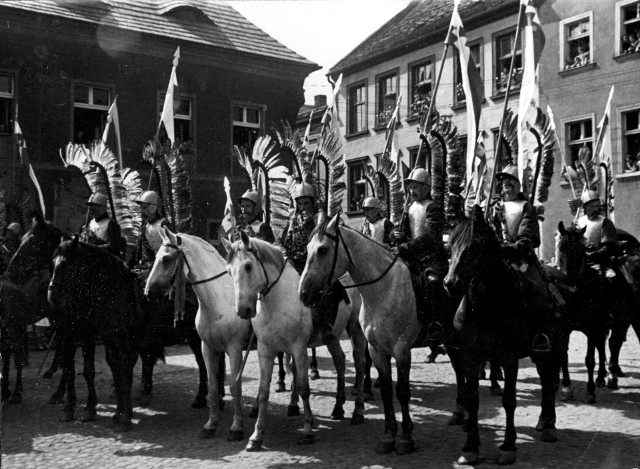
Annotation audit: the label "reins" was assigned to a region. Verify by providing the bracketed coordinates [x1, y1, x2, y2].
[163, 236, 227, 286]
[244, 245, 288, 300]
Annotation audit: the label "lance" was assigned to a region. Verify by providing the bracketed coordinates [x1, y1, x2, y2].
[236, 329, 256, 382]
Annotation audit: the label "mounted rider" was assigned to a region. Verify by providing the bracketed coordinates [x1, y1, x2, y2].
[492, 164, 552, 353]
[360, 197, 394, 245]
[279, 180, 348, 345]
[80, 192, 125, 259]
[1, 222, 23, 272]
[391, 167, 448, 342]
[237, 190, 275, 243]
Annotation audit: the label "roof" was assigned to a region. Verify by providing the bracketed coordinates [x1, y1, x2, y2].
[330, 0, 520, 75]
[1, 0, 317, 67]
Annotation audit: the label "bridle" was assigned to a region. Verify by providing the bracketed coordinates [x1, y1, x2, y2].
[162, 236, 227, 286]
[242, 245, 288, 301]
[322, 225, 398, 290]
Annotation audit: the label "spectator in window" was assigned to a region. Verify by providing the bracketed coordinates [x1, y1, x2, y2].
[630, 33, 639, 51]
[628, 153, 640, 172]
[622, 34, 632, 53]
[499, 67, 509, 89]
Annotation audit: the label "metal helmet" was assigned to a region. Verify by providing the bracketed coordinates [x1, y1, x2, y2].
[87, 192, 107, 206]
[581, 190, 600, 206]
[405, 168, 431, 186]
[6, 222, 22, 235]
[239, 190, 259, 206]
[293, 181, 317, 200]
[362, 196, 382, 210]
[496, 164, 520, 182]
[136, 190, 160, 206]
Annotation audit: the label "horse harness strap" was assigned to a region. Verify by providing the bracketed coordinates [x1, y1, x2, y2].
[244, 246, 287, 300]
[163, 238, 228, 286]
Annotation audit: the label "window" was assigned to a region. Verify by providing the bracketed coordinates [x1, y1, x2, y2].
[494, 30, 522, 93]
[347, 160, 368, 212]
[376, 71, 398, 127]
[158, 94, 194, 150]
[409, 59, 433, 117]
[622, 109, 640, 172]
[347, 82, 367, 134]
[0, 72, 13, 136]
[559, 13, 593, 70]
[455, 43, 482, 104]
[207, 219, 221, 246]
[616, 0, 640, 55]
[566, 119, 593, 167]
[73, 84, 111, 145]
[232, 104, 263, 156]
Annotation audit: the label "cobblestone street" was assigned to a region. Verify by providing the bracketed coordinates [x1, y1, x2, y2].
[2, 331, 640, 469]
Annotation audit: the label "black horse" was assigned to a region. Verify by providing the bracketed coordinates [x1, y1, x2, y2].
[0, 279, 29, 406]
[444, 205, 557, 466]
[48, 237, 142, 430]
[544, 221, 612, 403]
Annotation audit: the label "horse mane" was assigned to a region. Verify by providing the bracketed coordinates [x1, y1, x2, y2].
[56, 240, 134, 282]
[228, 237, 287, 272]
[449, 216, 502, 260]
[557, 224, 586, 279]
[311, 217, 394, 257]
[178, 233, 222, 256]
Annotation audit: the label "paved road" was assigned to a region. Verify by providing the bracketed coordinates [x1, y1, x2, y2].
[2, 331, 640, 469]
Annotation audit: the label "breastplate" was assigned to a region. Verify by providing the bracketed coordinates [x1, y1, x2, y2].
[368, 218, 387, 243]
[89, 218, 110, 241]
[409, 199, 430, 238]
[502, 200, 527, 240]
[577, 215, 604, 248]
[145, 218, 165, 253]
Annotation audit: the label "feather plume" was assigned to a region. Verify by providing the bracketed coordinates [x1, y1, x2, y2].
[375, 153, 405, 226]
[576, 145, 597, 192]
[530, 108, 556, 205]
[165, 146, 193, 233]
[500, 109, 519, 167]
[121, 168, 142, 242]
[317, 129, 346, 218]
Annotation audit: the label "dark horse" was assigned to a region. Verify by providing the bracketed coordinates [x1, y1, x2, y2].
[0, 279, 29, 405]
[48, 237, 141, 430]
[443, 206, 557, 466]
[544, 221, 612, 403]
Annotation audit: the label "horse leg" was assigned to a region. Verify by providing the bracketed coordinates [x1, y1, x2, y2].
[11, 360, 23, 405]
[458, 359, 481, 466]
[110, 336, 136, 432]
[534, 351, 558, 443]
[1, 346, 11, 404]
[138, 345, 156, 407]
[43, 337, 61, 379]
[445, 343, 467, 426]
[489, 358, 503, 396]
[275, 352, 287, 392]
[199, 342, 222, 439]
[361, 344, 374, 401]
[558, 329, 573, 401]
[225, 346, 245, 442]
[349, 322, 367, 423]
[293, 345, 314, 446]
[60, 336, 77, 422]
[186, 328, 208, 409]
[595, 336, 608, 388]
[287, 356, 300, 416]
[369, 345, 397, 454]
[608, 323, 628, 385]
[246, 346, 276, 452]
[496, 356, 519, 465]
[309, 347, 319, 380]
[79, 334, 97, 422]
[395, 349, 415, 455]
[325, 339, 346, 420]
[584, 337, 597, 404]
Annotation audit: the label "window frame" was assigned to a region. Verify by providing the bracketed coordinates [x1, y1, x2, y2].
[0, 70, 15, 137]
[407, 57, 434, 119]
[72, 81, 113, 144]
[346, 79, 368, 136]
[493, 27, 523, 95]
[619, 104, 640, 174]
[454, 39, 483, 106]
[157, 92, 196, 149]
[563, 114, 595, 168]
[230, 102, 266, 175]
[559, 11, 594, 71]
[346, 157, 370, 214]
[375, 68, 399, 129]
[615, 0, 640, 56]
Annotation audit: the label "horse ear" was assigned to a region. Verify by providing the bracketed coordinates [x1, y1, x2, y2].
[220, 236, 233, 252]
[558, 221, 566, 235]
[578, 226, 587, 237]
[326, 213, 340, 233]
[240, 229, 251, 249]
[33, 211, 44, 227]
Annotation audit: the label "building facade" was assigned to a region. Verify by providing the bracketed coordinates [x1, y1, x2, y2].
[329, 0, 640, 260]
[0, 0, 317, 242]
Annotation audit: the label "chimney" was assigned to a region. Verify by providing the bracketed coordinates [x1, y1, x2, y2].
[314, 95, 327, 108]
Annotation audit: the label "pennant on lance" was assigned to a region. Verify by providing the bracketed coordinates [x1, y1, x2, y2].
[102, 94, 123, 169]
[15, 121, 46, 216]
[158, 46, 180, 145]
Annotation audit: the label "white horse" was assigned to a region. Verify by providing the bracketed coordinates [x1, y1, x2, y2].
[299, 213, 420, 455]
[224, 231, 366, 452]
[145, 227, 251, 442]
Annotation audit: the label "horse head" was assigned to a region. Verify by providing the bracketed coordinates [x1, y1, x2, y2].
[48, 235, 81, 309]
[445, 205, 500, 298]
[145, 226, 183, 298]
[555, 221, 586, 279]
[226, 230, 271, 320]
[299, 211, 347, 308]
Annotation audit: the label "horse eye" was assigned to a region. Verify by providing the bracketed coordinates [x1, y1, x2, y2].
[317, 246, 328, 256]
[245, 263, 252, 272]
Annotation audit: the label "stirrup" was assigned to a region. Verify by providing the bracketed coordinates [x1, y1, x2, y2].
[426, 322, 444, 343]
[532, 333, 551, 353]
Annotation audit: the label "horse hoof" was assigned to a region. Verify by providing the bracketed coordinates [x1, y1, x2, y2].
[560, 388, 574, 402]
[375, 439, 395, 454]
[310, 369, 320, 380]
[596, 377, 606, 388]
[60, 411, 74, 422]
[609, 365, 626, 378]
[490, 385, 503, 397]
[246, 439, 263, 451]
[114, 419, 132, 432]
[199, 427, 216, 439]
[297, 433, 315, 445]
[331, 407, 345, 420]
[249, 407, 259, 419]
[287, 405, 300, 417]
[457, 451, 479, 465]
[9, 393, 22, 405]
[535, 417, 544, 432]
[138, 392, 152, 407]
[607, 378, 619, 390]
[541, 428, 557, 443]
[395, 437, 415, 455]
[79, 410, 97, 422]
[227, 429, 244, 441]
[496, 449, 517, 465]
[191, 395, 207, 409]
[275, 382, 287, 393]
[350, 413, 364, 425]
[363, 391, 374, 402]
[448, 411, 465, 426]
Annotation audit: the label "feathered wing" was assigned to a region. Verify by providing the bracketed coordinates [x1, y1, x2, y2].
[318, 129, 346, 218]
[531, 108, 556, 205]
[165, 146, 193, 233]
[376, 153, 405, 226]
[576, 144, 597, 192]
[142, 140, 171, 220]
[121, 168, 143, 244]
[500, 109, 519, 168]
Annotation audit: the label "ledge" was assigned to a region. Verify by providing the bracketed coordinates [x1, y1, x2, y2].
[558, 62, 597, 77]
[406, 115, 420, 124]
[615, 171, 640, 181]
[344, 129, 369, 140]
[490, 88, 521, 102]
[451, 98, 487, 111]
[613, 52, 640, 62]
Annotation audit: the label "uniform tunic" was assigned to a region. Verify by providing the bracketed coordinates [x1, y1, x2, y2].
[361, 216, 394, 245]
[82, 214, 124, 259]
[576, 214, 617, 250]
